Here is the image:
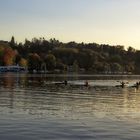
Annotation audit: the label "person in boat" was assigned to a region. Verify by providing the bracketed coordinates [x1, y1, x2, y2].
[116, 81, 127, 88]
[84, 80, 89, 87]
[55, 80, 68, 86]
[64, 80, 68, 86]
[120, 81, 125, 88]
[135, 82, 139, 89]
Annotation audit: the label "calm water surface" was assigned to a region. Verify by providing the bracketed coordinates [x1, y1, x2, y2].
[0, 73, 140, 139]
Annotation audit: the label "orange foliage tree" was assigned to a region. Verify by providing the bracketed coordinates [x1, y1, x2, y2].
[19, 58, 28, 67]
[0, 45, 5, 65]
[3, 47, 16, 66]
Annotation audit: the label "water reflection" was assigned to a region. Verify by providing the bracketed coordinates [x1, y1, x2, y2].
[1, 73, 140, 139]
[0, 73, 140, 123]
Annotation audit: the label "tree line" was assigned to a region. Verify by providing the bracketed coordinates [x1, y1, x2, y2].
[0, 36, 140, 74]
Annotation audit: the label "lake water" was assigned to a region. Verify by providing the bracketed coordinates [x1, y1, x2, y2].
[0, 73, 140, 139]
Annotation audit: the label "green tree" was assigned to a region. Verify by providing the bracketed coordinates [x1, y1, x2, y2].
[45, 54, 56, 71]
[73, 60, 79, 72]
[110, 63, 122, 73]
[10, 36, 16, 49]
[28, 53, 41, 72]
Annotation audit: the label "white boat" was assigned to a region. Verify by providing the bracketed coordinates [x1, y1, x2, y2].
[0, 66, 27, 72]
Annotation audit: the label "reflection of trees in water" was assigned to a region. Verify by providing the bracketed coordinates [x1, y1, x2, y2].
[122, 88, 140, 114]
[9, 91, 14, 110]
[1, 77, 140, 121]
[1, 73, 140, 121]
[0, 73, 59, 88]
[1, 73, 28, 88]
[3, 73, 15, 88]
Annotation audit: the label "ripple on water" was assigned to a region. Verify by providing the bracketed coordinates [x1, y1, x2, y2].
[0, 74, 140, 139]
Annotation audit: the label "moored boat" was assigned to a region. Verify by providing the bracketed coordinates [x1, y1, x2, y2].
[0, 66, 27, 73]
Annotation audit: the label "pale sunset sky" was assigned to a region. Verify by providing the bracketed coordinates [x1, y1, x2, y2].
[0, 0, 140, 49]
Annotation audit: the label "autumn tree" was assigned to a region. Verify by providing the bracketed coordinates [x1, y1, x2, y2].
[3, 47, 16, 66]
[19, 58, 28, 68]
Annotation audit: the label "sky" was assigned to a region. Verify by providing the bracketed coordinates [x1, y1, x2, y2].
[0, 0, 140, 49]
